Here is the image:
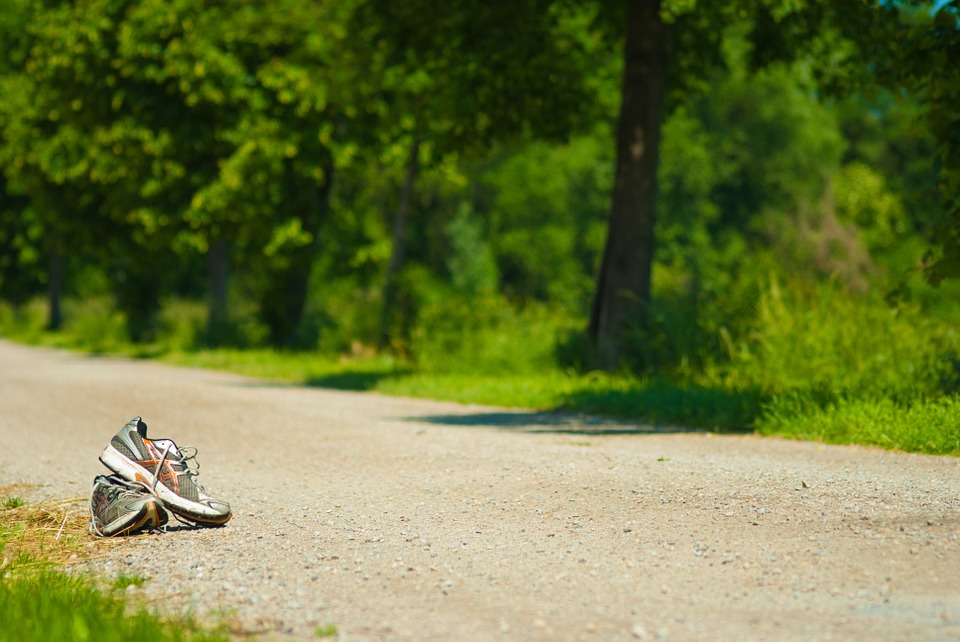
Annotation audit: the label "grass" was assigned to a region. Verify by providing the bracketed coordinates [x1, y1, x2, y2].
[0, 491, 95, 568]
[0, 569, 228, 642]
[1, 284, 959, 457]
[11, 330, 958, 454]
[112, 574, 149, 590]
[314, 622, 338, 638]
[758, 393, 960, 453]
[0, 490, 229, 642]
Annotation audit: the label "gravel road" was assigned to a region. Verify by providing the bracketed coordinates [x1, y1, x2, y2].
[1, 339, 958, 642]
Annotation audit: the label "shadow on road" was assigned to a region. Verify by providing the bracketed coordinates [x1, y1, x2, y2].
[406, 411, 708, 436]
[305, 370, 407, 391]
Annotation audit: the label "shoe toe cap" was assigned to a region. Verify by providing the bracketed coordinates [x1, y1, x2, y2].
[205, 499, 231, 515]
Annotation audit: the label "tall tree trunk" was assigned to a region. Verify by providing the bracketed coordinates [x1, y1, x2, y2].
[206, 236, 229, 344]
[46, 240, 63, 331]
[588, 0, 670, 370]
[378, 133, 421, 350]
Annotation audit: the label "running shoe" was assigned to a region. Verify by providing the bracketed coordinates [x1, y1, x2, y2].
[99, 417, 232, 526]
[89, 474, 168, 537]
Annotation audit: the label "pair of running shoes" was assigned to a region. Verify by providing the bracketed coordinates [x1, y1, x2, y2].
[90, 417, 231, 537]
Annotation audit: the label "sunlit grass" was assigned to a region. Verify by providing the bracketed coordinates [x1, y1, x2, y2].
[2, 286, 959, 456]
[0, 569, 228, 642]
[758, 393, 960, 454]
[0, 494, 228, 642]
[314, 622, 338, 638]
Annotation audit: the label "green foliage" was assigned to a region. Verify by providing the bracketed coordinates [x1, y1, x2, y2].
[1, 0, 958, 455]
[60, 296, 128, 354]
[156, 299, 207, 352]
[877, 1, 960, 284]
[0, 298, 49, 340]
[833, 161, 909, 255]
[444, 204, 498, 297]
[111, 574, 148, 591]
[477, 133, 611, 310]
[559, 377, 759, 432]
[725, 277, 959, 400]
[411, 294, 578, 376]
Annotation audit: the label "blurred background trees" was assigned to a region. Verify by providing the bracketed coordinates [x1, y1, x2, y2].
[0, 0, 957, 381]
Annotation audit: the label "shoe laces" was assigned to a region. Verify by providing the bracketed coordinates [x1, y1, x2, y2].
[177, 446, 208, 492]
[149, 443, 206, 492]
[149, 444, 211, 530]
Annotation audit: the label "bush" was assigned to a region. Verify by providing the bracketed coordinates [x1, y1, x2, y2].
[724, 276, 959, 400]
[411, 294, 578, 376]
[61, 297, 129, 353]
[156, 298, 206, 351]
[0, 297, 48, 338]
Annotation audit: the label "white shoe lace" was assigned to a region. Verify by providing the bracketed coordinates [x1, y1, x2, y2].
[149, 443, 209, 528]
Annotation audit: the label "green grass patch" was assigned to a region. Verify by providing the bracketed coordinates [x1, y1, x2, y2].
[758, 393, 960, 454]
[0, 570, 227, 642]
[379, 372, 758, 431]
[314, 622, 339, 638]
[111, 574, 149, 591]
[2, 280, 959, 456]
[0, 496, 229, 642]
[2, 497, 24, 509]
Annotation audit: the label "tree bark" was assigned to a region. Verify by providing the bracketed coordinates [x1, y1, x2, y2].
[588, 0, 670, 370]
[378, 133, 421, 350]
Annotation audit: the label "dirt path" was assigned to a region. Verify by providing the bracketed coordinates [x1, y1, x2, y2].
[1, 339, 958, 641]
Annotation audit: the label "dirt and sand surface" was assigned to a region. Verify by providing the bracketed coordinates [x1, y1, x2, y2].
[0, 339, 958, 641]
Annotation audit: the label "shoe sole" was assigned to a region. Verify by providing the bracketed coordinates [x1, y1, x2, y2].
[100, 445, 232, 527]
[99, 499, 165, 536]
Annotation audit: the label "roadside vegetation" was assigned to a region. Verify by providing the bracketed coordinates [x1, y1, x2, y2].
[1, 1, 958, 457]
[3, 276, 958, 456]
[0, 488, 228, 642]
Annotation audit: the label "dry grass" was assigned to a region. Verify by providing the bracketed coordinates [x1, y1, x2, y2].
[0, 484, 128, 572]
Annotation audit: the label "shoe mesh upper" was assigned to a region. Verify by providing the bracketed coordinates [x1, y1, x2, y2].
[109, 436, 138, 461]
[173, 471, 200, 502]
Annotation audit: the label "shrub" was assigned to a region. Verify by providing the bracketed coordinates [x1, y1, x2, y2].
[726, 276, 959, 400]
[61, 296, 128, 353]
[411, 294, 578, 376]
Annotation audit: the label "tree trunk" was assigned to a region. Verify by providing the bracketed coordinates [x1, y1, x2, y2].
[588, 0, 670, 370]
[378, 133, 421, 350]
[46, 241, 63, 331]
[206, 236, 230, 344]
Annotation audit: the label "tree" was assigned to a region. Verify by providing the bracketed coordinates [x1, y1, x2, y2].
[1, 0, 359, 345]
[0, 1, 118, 331]
[352, 0, 603, 348]
[0, 179, 39, 314]
[878, 1, 960, 284]
[588, 0, 670, 370]
[585, 0, 909, 370]
[106, 0, 354, 346]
